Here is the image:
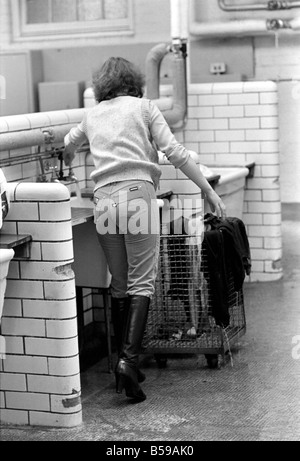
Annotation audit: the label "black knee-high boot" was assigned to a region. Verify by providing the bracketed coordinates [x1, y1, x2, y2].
[111, 297, 145, 383]
[115, 295, 150, 401]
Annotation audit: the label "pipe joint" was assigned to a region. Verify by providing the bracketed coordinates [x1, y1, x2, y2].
[266, 18, 291, 29]
[171, 39, 182, 55]
[219, 0, 300, 11]
[268, 1, 292, 10]
[42, 128, 55, 145]
[171, 39, 188, 59]
[268, 1, 284, 10]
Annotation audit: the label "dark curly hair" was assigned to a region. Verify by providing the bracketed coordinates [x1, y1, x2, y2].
[92, 57, 145, 103]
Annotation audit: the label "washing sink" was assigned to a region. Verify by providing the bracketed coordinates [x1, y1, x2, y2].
[70, 193, 111, 287]
[200, 165, 250, 219]
[204, 166, 249, 185]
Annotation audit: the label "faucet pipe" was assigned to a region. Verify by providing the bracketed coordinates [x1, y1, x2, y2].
[57, 150, 78, 183]
[0, 150, 57, 168]
[57, 150, 66, 181]
[0, 146, 77, 185]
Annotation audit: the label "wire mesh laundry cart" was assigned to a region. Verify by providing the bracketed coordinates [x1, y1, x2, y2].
[142, 232, 246, 369]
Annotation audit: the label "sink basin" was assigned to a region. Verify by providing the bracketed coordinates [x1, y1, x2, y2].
[201, 165, 250, 219]
[204, 166, 249, 185]
[70, 194, 111, 287]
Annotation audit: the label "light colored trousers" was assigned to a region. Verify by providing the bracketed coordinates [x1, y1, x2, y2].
[94, 180, 160, 299]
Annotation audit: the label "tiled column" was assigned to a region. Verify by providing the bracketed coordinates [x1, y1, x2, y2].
[0, 182, 82, 427]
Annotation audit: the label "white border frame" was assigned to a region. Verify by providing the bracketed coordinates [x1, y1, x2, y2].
[12, 0, 134, 42]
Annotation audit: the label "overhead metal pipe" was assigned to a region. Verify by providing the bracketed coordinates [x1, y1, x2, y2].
[190, 18, 270, 37]
[0, 124, 76, 152]
[170, 0, 189, 40]
[190, 0, 300, 37]
[218, 0, 300, 12]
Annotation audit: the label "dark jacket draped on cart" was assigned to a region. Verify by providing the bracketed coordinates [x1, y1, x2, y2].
[202, 213, 251, 327]
[166, 214, 251, 328]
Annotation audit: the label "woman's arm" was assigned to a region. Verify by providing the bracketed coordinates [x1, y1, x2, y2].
[63, 120, 88, 166]
[179, 156, 226, 219]
[149, 102, 226, 219]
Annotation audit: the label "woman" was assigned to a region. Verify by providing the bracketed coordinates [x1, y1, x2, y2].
[64, 57, 226, 403]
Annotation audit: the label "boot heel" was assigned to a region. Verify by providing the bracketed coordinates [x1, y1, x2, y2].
[115, 373, 125, 394]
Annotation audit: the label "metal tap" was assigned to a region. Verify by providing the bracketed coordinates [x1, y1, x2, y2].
[266, 18, 291, 30]
[41, 147, 79, 185]
[49, 164, 60, 183]
[67, 167, 78, 183]
[56, 149, 77, 183]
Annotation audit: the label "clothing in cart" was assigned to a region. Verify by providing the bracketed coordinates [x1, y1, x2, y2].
[202, 213, 251, 327]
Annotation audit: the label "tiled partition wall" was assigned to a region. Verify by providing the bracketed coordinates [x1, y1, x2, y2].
[183, 81, 281, 282]
[0, 182, 82, 427]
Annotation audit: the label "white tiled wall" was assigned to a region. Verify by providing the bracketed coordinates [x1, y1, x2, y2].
[158, 81, 282, 282]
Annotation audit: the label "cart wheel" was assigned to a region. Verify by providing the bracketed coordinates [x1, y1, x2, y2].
[205, 354, 219, 369]
[155, 354, 168, 368]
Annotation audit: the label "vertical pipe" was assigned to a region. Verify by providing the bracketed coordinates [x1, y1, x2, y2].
[180, 0, 189, 39]
[170, 0, 181, 39]
[48, 0, 52, 22]
[161, 51, 187, 127]
[145, 43, 169, 100]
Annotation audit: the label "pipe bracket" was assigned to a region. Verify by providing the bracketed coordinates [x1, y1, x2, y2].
[42, 128, 55, 145]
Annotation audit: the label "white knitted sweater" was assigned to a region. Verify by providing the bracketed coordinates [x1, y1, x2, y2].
[66, 95, 190, 190]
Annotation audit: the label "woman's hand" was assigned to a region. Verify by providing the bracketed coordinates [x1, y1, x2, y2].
[206, 189, 226, 219]
[63, 146, 75, 167]
[178, 156, 227, 219]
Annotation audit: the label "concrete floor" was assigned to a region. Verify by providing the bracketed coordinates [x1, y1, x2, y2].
[1, 204, 299, 442]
